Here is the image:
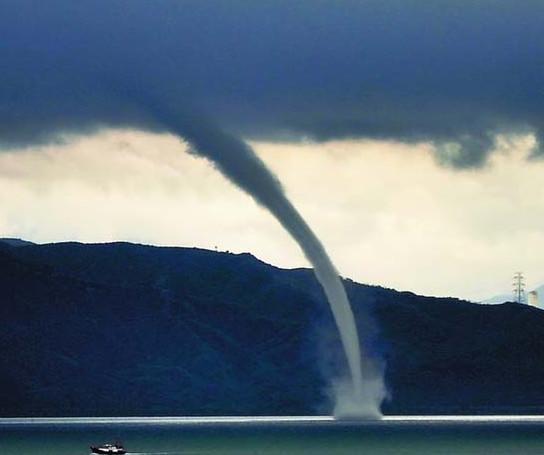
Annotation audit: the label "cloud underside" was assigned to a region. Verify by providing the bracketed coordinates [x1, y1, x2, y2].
[1, 0, 543, 167]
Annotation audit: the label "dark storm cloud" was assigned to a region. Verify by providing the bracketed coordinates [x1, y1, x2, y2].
[1, 0, 543, 166]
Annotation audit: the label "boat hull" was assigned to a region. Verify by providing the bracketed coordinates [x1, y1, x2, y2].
[90, 446, 126, 454]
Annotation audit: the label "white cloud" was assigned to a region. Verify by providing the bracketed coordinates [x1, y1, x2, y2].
[0, 130, 542, 301]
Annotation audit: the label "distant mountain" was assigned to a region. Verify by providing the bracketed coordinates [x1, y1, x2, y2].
[1, 240, 544, 416]
[480, 293, 513, 305]
[481, 286, 543, 307]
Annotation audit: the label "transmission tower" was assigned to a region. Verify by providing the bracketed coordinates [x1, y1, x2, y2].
[512, 272, 526, 304]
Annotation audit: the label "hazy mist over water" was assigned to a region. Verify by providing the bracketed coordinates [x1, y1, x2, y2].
[2, 418, 544, 455]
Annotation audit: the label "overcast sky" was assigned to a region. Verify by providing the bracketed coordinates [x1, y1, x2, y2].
[1, 129, 542, 301]
[1, 1, 543, 301]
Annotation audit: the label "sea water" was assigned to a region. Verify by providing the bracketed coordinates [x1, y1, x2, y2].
[1, 416, 543, 455]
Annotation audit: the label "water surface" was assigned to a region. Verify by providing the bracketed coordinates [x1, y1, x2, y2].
[1, 416, 543, 455]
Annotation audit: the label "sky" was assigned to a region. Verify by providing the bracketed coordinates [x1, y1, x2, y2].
[1, 130, 542, 301]
[1, 1, 543, 301]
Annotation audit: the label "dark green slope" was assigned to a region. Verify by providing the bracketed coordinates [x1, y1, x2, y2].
[1, 241, 543, 416]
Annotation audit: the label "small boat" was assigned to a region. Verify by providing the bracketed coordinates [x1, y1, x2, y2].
[90, 442, 127, 454]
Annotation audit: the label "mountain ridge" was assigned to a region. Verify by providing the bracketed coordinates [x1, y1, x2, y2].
[1, 240, 543, 416]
